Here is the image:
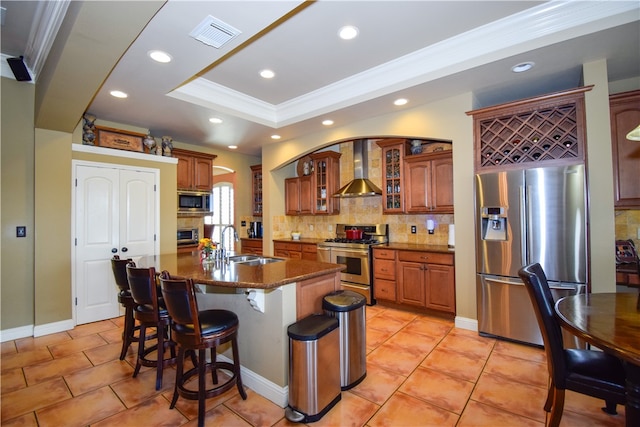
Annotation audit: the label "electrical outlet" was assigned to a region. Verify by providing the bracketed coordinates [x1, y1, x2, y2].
[411, 225, 417, 234]
[241, 220, 246, 226]
[16, 226, 26, 237]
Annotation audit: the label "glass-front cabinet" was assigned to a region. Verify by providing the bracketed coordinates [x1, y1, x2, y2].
[309, 151, 341, 215]
[250, 164, 262, 216]
[376, 139, 410, 214]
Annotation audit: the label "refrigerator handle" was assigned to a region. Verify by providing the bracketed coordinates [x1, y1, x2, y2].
[519, 185, 527, 267]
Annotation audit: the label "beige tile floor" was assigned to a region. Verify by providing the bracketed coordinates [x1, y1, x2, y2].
[1, 305, 626, 426]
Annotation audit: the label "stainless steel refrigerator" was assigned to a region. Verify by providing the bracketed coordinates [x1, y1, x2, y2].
[475, 164, 588, 347]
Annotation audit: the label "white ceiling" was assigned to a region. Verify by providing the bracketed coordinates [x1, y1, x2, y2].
[1, 1, 639, 157]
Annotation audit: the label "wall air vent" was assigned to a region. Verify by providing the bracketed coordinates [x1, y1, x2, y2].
[189, 15, 241, 49]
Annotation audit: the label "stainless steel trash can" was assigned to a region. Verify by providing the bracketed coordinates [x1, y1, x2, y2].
[322, 290, 367, 390]
[285, 314, 341, 423]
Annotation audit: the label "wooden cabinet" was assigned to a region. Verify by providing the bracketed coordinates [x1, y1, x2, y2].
[250, 165, 263, 216]
[285, 175, 313, 215]
[285, 152, 341, 215]
[274, 241, 317, 260]
[610, 90, 640, 209]
[404, 152, 454, 214]
[398, 251, 455, 313]
[377, 139, 411, 213]
[468, 86, 591, 172]
[240, 238, 263, 255]
[173, 148, 216, 191]
[296, 271, 340, 321]
[373, 248, 397, 302]
[376, 138, 453, 214]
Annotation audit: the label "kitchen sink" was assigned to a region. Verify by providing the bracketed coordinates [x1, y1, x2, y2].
[228, 255, 284, 265]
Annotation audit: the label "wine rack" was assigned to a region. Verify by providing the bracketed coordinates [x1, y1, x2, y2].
[470, 87, 590, 172]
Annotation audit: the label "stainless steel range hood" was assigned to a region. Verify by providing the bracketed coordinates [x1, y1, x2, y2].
[333, 139, 382, 198]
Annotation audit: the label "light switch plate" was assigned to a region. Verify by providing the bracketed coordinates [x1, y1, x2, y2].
[637, 227, 640, 239]
[16, 226, 26, 237]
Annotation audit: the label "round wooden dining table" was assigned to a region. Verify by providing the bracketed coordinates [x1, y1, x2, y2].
[555, 293, 640, 427]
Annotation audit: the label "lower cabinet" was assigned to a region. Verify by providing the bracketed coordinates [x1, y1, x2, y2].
[274, 241, 317, 260]
[296, 271, 340, 321]
[240, 238, 263, 255]
[373, 247, 455, 314]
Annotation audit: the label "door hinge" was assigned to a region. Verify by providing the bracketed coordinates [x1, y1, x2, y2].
[74, 238, 77, 246]
[75, 178, 77, 187]
[154, 234, 157, 241]
[154, 184, 157, 192]
[75, 297, 77, 306]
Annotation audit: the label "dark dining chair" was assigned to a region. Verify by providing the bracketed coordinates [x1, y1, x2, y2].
[159, 271, 246, 427]
[126, 263, 176, 390]
[518, 263, 626, 427]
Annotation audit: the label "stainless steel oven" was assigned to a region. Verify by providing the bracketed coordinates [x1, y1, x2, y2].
[318, 224, 388, 305]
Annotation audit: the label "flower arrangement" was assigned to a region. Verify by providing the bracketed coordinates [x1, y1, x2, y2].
[198, 238, 216, 256]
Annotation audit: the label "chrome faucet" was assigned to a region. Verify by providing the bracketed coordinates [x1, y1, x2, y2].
[218, 225, 239, 261]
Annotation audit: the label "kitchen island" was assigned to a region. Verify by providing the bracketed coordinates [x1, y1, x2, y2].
[138, 252, 344, 407]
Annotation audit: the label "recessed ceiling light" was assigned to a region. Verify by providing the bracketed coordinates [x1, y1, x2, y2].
[338, 25, 359, 40]
[511, 61, 535, 73]
[228, 145, 237, 150]
[110, 90, 128, 98]
[260, 69, 275, 79]
[148, 50, 172, 63]
[271, 134, 281, 140]
[322, 119, 334, 126]
[394, 98, 408, 106]
[209, 117, 223, 124]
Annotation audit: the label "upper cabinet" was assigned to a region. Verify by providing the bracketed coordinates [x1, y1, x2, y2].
[250, 164, 263, 216]
[468, 86, 591, 172]
[173, 148, 216, 191]
[610, 90, 640, 209]
[286, 151, 341, 216]
[376, 138, 453, 214]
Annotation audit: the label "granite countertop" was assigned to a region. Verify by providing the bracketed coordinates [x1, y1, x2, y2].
[138, 252, 344, 289]
[374, 243, 455, 253]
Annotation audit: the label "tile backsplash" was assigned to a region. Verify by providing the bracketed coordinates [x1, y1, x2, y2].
[615, 209, 640, 249]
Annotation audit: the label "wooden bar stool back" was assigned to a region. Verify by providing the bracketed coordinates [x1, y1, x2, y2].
[159, 272, 247, 427]
[126, 264, 176, 390]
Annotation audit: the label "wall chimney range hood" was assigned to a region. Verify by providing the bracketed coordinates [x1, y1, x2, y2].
[333, 139, 382, 198]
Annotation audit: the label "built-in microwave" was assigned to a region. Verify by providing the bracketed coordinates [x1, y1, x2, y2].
[177, 190, 211, 215]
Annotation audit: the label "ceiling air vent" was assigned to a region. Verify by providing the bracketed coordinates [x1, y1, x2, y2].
[189, 15, 241, 49]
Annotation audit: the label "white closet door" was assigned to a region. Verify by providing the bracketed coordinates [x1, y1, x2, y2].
[74, 164, 156, 325]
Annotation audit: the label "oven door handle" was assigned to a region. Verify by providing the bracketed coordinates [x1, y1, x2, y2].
[331, 248, 370, 257]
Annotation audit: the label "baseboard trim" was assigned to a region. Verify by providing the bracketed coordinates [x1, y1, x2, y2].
[33, 319, 75, 338]
[455, 316, 478, 332]
[0, 325, 34, 342]
[218, 354, 288, 408]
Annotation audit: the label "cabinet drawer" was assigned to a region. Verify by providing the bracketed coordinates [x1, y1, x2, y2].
[374, 279, 396, 301]
[274, 242, 302, 252]
[374, 259, 396, 280]
[275, 250, 302, 259]
[302, 244, 317, 254]
[398, 251, 453, 265]
[373, 248, 396, 260]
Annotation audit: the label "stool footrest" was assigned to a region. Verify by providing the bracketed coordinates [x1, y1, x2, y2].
[177, 361, 238, 400]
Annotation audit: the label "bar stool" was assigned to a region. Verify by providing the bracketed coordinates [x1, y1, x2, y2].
[111, 256, 146, 360]
[159, 271, 246, 427]
[126, 264, 176, 390]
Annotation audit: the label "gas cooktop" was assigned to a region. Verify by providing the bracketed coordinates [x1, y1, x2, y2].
[319, 224, 389, 249]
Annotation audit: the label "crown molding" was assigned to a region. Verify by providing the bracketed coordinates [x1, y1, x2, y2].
[169, 0, 640, 129]
[24, 0, 70, 80]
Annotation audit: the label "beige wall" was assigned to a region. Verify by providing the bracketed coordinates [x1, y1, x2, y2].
[1, 77, 36, 329]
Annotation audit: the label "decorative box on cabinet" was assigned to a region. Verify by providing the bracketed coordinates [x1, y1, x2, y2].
[376, 139, 411, 213]
[250, 165, 263, 216]
[240, 238, 263, 256]
[397, 251, 455, 314]
[373, 248, 397, 302]
[404, 152, 453, 214]
[173, 148, 216, 191]
[467, 86, 591, 172]
[610, 90, 640, 209]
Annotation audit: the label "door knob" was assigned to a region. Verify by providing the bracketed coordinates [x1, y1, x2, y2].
[111, 248, 117, 253]
[121, 247, 128, 252]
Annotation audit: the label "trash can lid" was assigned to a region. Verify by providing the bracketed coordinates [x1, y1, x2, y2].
[287, 314, 339, 341]
[322, 290, 366, 312]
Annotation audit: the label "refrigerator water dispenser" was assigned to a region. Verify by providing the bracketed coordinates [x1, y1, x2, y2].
[481, 207, 507, 241]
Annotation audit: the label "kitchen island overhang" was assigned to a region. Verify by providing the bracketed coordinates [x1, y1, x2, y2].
[137, 252, 345, 408]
